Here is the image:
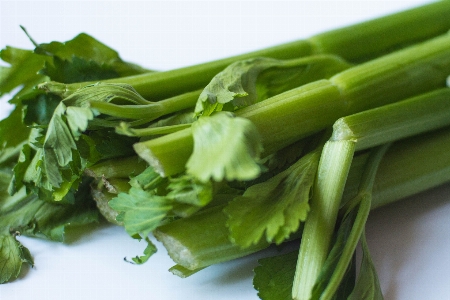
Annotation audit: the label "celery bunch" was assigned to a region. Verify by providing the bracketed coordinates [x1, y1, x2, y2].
[0, 2, 450, 300]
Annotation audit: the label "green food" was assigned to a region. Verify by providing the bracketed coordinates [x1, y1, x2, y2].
[0, 3, 450, 300]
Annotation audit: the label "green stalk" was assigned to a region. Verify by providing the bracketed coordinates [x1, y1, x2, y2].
[347, 126, 450, 210]
[41, 1, 450, 100]
[316, 144, 390, 300]
[84, 156, 147, 179]
[154, 126, 450, 275]
[293, 141, 355, 300]
[292, 88, 450, 299]
[89, 89, 201, 120]
[332, 88, 450, 151]
[135, 34, 450, 177]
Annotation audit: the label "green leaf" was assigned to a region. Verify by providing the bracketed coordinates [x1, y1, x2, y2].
[8, 143, 32, 195]
[88, 130, 137, 161]
[44, 103, 77, 167]
[186, 112, 263, 182]
[127, 237, 157, 265]
[22, 91, 62, 126]
[348, 230, 383, 300]
[195, 57, 277, 116]
[65, 106, 95, 139]
[0, 46, 49, 96]
[0, 174, 96, 283]
[1, 176, 99, 242]
[34, 33, 150, 77]
[0, 234, 34, 284]
[225, 150, 319, 248]
[0, 105, 30, 150]
[40, 56, 118, 84]
[167, 175, 213, 207]
[108, 187, 173, 238]
[253, 250, 298, 300]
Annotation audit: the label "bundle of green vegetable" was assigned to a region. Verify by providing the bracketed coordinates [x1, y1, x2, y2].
[1, 1, 450, 299]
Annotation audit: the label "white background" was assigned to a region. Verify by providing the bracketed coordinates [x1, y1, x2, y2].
[1, 1, 449, 299]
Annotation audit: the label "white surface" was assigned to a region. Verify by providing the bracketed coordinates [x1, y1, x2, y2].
[1, 1, 449, 299]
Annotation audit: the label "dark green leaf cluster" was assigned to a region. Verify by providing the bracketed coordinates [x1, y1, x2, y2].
[0, 30, 151, 283]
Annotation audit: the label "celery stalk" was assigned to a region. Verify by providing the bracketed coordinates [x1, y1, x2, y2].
[292, 88, 450, 299]
[135, 34, 450, 177]
[153, 126, 450, 272]
[292, 141, 355, 300]
[41, 1, 450, 100]
[312, 144, 390, 299]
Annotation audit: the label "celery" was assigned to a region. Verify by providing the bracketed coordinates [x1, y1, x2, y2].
[293, 88, 450, 299]
[40, 1, 450, 101]
[135, 34, 450, 177]
[1, 1, 450, 291]
[153, 126, 450, 272]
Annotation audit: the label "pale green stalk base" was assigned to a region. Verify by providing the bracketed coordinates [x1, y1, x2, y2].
[320, 144, 390, 299]
[292, 141, 355, 300]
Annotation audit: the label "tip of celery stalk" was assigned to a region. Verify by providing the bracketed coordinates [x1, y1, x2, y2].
[133, 143, 166, 177]
[153, 230, 200, 270]
[330, 118, 355, 142]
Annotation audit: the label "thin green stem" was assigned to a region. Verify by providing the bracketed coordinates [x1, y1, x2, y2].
[116, 123, 192, 137]
[89, 89, 200, 121]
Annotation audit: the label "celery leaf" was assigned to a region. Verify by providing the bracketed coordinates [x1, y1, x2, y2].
[0, 169, 98, 282]
[186, 112, 263, 182]
[34, 32, 151, 77]
[108, 187, 173, 238]
[127, 237, 157, 265]
[253, 250, 297, 300]
[40, 56, 118, 84]
[0, 47, 49, 96]
[166, 175, 213, 207]
[225, 150, 319, 248]
[0, 234, 34, 284]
